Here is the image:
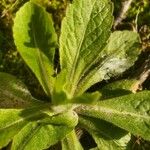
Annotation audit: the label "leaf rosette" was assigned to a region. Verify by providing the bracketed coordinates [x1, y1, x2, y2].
[0, 0, 149, 150]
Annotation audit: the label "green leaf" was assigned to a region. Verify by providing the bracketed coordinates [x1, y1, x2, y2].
[72, 92, 101, 104]
[60, 0, 113, 97]
[0, 109, 27, 148]
[77, 31, 141, 95]
[0, 107, 46, 149]
[100, 79, 136, 99]
[13, 2, 57, 97]
[0, 72, 41, 108]
[38, 110, 78, 128]
[52, 70, 68, 104]
[12, 111, 78, 150]
[61, 130, 83, 150]
[77, 91, 150, 141]
[79, 116, 131, 150]
[93, 133, 131, 150]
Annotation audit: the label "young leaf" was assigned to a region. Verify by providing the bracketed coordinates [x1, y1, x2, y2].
[52, 70, 68, 104]
[79, 116, 131, 150]
[61, 130, 83, 150]
[38, 110, 78, 128]
[0, 107, 46, 149]
[13, 2, 57, 97]
[77, 91, 150, 141]
[72, 92, 101, 104]
[0, 72, 41, 108]
[76, 31, 141, 95]
[60, 0, 113, 97]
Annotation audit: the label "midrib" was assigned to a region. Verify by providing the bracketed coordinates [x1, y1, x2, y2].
[76, 46, 124, 94]
[31, 22, 52, 97]
[68, 0, 97, 96]
[0, 110, 41, 131]
[17, 123, 42, 150]
[80, 105, 150, 120]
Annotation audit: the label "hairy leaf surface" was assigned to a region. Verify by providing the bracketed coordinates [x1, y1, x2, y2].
[92, 134, 130, 150]
[38, 110, 78, 127]
[13, 2, 57, 97]
[78, 91, 150, 140]
[60, 0, 113, 97]
[12, 111, 78, 150]
[72, 91, 101, 104]
[77, 31, 141, 95]
[61, 130, 83, 150]
[0, 72, 41, 108]
[79, 116, 131, 150]
[100, 79, 136, 99]
[0, 107, 46, 148]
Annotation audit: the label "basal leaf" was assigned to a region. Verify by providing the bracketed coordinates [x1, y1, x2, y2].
[77, 31, 141, 95]
[13, 2, 57, 97]
[60, 0, 113, 97]
[79, 116, 131, 150]
[0, 72, 42, 108]
[92, 133, 131, 150]
[77, 91, 150, 141]
[12, 122, 69, 150]
[0, 107, 46, 149]
[0, 109, 27, 148]
[100, 79, 136, 99]
[62, 130, 83, 150]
